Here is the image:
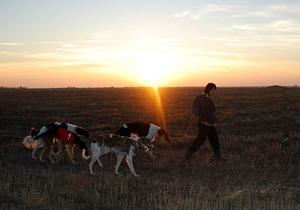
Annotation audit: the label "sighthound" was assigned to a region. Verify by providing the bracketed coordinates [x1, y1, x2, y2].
[89, 134, 155, 177]
[23, 122, 91, 163]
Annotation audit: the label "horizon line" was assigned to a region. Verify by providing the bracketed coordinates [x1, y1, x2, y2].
[0, 85, 299, 89]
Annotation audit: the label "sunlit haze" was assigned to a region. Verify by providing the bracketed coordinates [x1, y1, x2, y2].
[0, 0, 299, 87]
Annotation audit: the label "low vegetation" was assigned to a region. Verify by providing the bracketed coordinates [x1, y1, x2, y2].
[0, 87, 299, 209]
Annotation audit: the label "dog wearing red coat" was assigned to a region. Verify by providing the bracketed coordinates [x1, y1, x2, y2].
[23, 122, 90, 163]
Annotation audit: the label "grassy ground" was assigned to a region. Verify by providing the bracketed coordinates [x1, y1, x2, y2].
[0, 87, 300, 210]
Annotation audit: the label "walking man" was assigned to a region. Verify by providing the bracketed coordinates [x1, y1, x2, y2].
[185, 83, 225, 161]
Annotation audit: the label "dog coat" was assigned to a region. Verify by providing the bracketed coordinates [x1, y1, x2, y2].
[116, 122, 160, 141]
[34, 122, 89, 140]
[57, 127, 75, 144]
[60, 122, 89, 138]
[146, 124, 161, 142]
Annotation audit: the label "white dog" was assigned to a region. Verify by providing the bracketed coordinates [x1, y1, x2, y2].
[89, 134, 154, 177]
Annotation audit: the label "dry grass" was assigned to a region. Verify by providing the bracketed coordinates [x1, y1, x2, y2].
[0, 87, 300, 209]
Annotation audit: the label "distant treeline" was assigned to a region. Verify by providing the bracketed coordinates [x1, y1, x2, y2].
[0, 86, 28, 89]
[0, 85, 298, 89]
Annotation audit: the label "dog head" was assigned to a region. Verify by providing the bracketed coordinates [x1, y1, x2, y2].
[22, 135, 41, 150]
[157, 128, 171, 143]
[138, 137, 155, 158]
[115, 124, 130, 136]
[30, 127, 38, 137]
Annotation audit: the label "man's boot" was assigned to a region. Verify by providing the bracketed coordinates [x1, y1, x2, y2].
[213, 149, 227, 161]
[184, 150, 194, 160]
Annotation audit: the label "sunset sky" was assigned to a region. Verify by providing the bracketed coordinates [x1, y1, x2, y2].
[0, 0, 299, 87]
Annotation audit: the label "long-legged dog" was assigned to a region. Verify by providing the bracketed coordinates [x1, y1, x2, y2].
[89, 134, 154, 177]
[23, 122, 90, 163]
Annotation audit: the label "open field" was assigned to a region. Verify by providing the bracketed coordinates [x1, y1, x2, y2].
[0, 87, 300, 210]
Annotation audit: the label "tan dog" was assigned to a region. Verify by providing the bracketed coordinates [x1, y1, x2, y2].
[22, 135, 47, 160]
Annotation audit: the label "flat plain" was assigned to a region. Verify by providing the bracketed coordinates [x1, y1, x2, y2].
[0, 87, 300, 210]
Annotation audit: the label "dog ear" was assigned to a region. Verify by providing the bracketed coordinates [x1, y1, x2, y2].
[30, 127, 37, 137]
[158, 128, 171, 144]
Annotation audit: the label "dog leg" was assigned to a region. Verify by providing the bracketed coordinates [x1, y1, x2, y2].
[32, 148, 38, 159]
[126, 155, 139, 177]
[66, 145, 76, 164]
[49, 145, 55, 164]
[39, 148, 46, 162]
[89, 143, 102, 175]
[58, 142, 63, 162]
[97, 159, 103, 168]
[89, 155, 100, 175]
[126, 146, 139, 177]
[51, 142, 62, 163]
[71, 144, 76, 159]
[114, 154, 124, 175]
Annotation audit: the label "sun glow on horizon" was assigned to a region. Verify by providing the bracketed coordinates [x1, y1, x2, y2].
[115, 35, 183, 87]
[133, 52, 180, 87]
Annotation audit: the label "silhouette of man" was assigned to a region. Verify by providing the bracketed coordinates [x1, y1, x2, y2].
[185, 83, 226, 161]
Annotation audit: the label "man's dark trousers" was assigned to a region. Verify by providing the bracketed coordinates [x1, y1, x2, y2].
[186, 124, 220, 157]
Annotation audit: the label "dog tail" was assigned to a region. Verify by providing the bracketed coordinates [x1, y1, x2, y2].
[158, 128, 171, 144]
[82, 149, 91, 160]
[30, 127, 38, 137]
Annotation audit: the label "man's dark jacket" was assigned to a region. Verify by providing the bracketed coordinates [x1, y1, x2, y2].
[193, 94, 217, 125]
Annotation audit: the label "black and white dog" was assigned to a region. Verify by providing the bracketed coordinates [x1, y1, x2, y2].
[89, 134, 155, 177]
[115, 121, 171, 144]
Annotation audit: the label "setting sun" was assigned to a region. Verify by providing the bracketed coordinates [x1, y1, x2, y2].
[135, 55, 172, 86]
[133, 53, 179, 87]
